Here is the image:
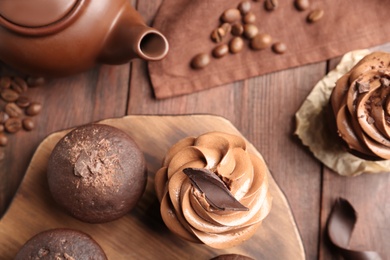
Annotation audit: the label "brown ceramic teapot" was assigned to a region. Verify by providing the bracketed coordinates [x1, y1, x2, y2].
[0, 0, 169, 77]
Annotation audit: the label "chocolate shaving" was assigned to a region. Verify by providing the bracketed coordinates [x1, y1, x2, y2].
[327, 198, 382, 260]
[183, 167, 248, 211]
[356, 81, 370, 93]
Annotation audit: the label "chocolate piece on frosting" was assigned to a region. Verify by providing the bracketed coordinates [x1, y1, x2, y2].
[183, 167, 249, 211]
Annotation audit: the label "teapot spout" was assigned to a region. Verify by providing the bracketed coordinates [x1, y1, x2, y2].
[135, 28, 169, 61]
[99, 21, 169, 64]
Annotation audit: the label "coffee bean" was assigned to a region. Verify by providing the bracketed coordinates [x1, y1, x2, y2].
[243, 24, 258, 39]
[191, 53, 211, 69]
[5, 102, 23, 118]
[5, 117, 22, 133]
[22, 118, 35, 131]
[250, 33, 272, 50]
[212, 44, 229, 58]
[16, 96, 31, 108]
[1, 88, 19, 102]
[238, 1, 251, 14]
[264, 0, 278, 11]
[272, 42, 287, 54]
[220, 23, 232, 35]
[307, 9, 324, 23]
[0, 111, 9, 124]
[0, 133, 7, 146]
[26, 76, 45, 87]
[229, 37, 244, 54]
[11, 77, 28, 93]
[0, 76, 11, 89]
[0, 124, 4, 132]
[221, 8, 241, 23]
[231, 23, 244, 36]
[26, 102, 42, 116]
[211, 28, 226, 43]
[294, 0, 310, 11]
[243, 12, 256, 24]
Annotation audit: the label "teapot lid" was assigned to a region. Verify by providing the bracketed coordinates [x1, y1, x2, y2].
[0, 0, 78, 27]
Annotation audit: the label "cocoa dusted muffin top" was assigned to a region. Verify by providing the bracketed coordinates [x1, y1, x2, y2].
[14, 228, 107, 260]
[47, 123, 147, 223]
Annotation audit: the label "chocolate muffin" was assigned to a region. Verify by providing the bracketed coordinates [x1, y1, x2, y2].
[14, 228, 107, 260]
[329, 52, 390, 160]
[47, 123, 147, 223]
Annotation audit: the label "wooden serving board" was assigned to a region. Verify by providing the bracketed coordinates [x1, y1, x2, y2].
[0, 115, 305, 259]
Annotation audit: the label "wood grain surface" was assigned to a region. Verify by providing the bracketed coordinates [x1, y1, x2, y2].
[0, 1, 389, 259]
[0, 115, 304, 260]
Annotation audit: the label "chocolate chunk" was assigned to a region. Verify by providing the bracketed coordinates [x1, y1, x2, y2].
[380, 77, 390, 87]
[356, 81, 370, 93]
[183, 167, 249, 211]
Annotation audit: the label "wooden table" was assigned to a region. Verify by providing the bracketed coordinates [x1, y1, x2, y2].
[1, 2, 389, 260]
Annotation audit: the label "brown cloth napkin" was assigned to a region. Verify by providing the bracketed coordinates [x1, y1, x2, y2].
[148, 0, 390, 99]
[327, 198, 382, 260]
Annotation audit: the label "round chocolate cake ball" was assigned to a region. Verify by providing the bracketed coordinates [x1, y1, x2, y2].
[15, 229, 107, 260]
[47, 123, 147, 223]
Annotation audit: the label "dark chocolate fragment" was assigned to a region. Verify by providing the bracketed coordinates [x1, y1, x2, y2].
[183, 167, 248, 211]
[356, 81, 370, 93]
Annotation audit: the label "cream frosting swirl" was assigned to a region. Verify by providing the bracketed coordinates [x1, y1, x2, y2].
[154, 131, 272, 249]
[330, 52, 390, 160]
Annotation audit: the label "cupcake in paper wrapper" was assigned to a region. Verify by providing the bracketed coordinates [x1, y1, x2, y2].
[295, 50, 390, 176]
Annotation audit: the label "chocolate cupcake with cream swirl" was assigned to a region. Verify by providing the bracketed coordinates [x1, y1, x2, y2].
[154, 131, 272, 249]
[330, 52, 390, 160]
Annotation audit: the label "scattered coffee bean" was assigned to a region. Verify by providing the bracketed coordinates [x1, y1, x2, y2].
[231, 23, 244, 36]
[307, 9, 324, 23]
[243, 24, 258, 39]
[294, 0, 310, 11]
[1, 88, 19, 102]
[5, 103, 23, 118]
[26, 102, 42, 116]
[211, 28, 226, 43]
[221, 8, 241, 23]
[22, 118, 35, 131]
[229, 37, 244, 53]
[0, 111, 9, 124]
[243, 12, 256, 24]
[0, 76, 11, 89]
[11, 77, 28, 93]
[26, 76, 45, 87]
[264, 0, 278, 11]
[212, 44, 229, 58]
[272, 42, 287, 54]
[238, 1, 251, 15]
[0, 133, 7, 146]
[0, 124, 4, 132]
[191, 53, 211, 69]
[5, 117, 22, 133]
[220, 23, 232, 35]
[16, 96, 31, 108]
[250, 33, 272, 50]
